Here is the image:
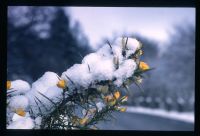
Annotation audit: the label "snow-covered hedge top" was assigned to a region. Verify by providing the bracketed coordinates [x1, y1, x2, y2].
[7, 37, 148, 129]
[61, 37, 140, 90]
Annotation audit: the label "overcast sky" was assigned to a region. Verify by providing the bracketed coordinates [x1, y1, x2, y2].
[67, 7, 195, 49]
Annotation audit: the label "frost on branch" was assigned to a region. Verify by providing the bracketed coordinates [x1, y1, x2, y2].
[7, 37, 151, 129]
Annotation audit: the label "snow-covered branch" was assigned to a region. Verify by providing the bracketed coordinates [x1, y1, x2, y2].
[7, 37, 151, 129]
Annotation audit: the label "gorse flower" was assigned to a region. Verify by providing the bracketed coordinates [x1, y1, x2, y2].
[7, 81, 11, 90]
[57, 79, 67, 89]
[104, 95, 117, 106]
[15, 108, 26, 117]
[7, 80, 30, 96]
[114, 91, 120, 99]
[139, 61, 150, 71]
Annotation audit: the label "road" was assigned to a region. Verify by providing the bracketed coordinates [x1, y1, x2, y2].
[96, 112, 194, 130]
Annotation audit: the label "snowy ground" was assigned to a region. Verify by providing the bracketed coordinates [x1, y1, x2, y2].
[97, 106, 194, 130]
[125, 106, 194, 123]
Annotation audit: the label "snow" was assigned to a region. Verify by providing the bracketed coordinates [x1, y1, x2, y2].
[114, 59, 137, 86]
[44, 86, 63, 104]
[82, 53, 115, 82]
[82, 53, 102, 64]
[113, 37, 140, 58]
[34, 116, 42, 129]
[7, 117, 35, 129]
[8, 95, 29, 111]
[12, 113, 25, 122]
[7, 80, 30, 96]
[96, 102, 105, 112]
[126, 38, 141, 51]
[31, 72, 60, 94]
[25, 71, 63, 116]
[12, 112, 30, 122]
[125, 106, 194, 123]
[37, 72, 59, 87]
[61, 37, 140, 90]
[87, 58, 114, 82]
[61, 63, 93, 90]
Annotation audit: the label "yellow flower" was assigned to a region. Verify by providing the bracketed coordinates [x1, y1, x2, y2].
[139, 61, 150, 71]
[114, 91, 120, 99]
[57, 80, 67, 89]
[104, 95, 117, 106]
[15, 108, 26, 117]
[7, 81, 11, 90]
[79, 117, 89, 125]
[118, 107, 127, 112]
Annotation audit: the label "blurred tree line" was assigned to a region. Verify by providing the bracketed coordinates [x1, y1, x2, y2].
[7, 7, 92, 82]
[127, 23, 195, 112]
